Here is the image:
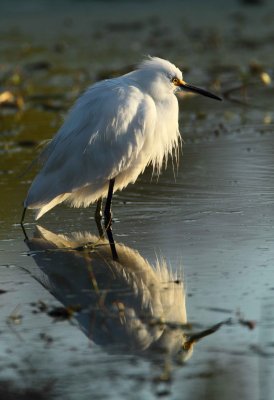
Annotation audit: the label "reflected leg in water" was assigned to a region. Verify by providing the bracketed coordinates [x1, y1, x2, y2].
[105, 223, 118, 261]
[20, 219, 29, 241]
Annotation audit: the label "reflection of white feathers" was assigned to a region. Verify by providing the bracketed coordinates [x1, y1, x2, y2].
[27, 226, 191, 359]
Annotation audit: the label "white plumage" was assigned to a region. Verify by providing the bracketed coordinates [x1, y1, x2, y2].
[23, 56, 220, 220]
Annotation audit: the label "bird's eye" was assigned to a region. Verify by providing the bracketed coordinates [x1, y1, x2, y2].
[172, 77, 179, 85]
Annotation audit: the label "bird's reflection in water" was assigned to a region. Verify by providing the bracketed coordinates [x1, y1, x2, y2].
[25, 226, 221, 372]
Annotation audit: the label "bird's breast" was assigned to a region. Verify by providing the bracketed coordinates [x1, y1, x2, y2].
[149, 95, 180, 174]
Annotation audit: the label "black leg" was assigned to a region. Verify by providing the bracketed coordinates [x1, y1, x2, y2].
[103, 178, 118, 260]
[95, 198, 104, 237]
[20, 208, 28, 241]
[104, 178, 115, 228]
[95, 197, 102, 219]
[21, 207, 26, 225]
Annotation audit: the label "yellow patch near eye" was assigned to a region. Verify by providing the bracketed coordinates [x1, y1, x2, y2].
[172, 78, 185, 86]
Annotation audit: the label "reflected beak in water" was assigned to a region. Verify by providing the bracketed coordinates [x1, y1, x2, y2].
[178, 79, 222, 101]
[183, 320, 227, 350]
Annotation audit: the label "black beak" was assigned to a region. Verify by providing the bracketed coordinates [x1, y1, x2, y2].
[180, 82, 222, 101]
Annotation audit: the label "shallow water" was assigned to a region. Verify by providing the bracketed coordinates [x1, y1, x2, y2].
[1, 1, 274, 399]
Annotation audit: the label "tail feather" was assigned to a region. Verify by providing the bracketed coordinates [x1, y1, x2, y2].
[33, 194, 70, 220]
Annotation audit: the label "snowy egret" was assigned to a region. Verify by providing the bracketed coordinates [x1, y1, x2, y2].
[21, 57, 221, 223]
[25, 225, 221, 361]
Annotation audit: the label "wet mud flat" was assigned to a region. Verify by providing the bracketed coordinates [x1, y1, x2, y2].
[1, 0, 274, 399]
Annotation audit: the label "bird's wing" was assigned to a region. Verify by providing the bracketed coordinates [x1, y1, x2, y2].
[27, 79, 156, 205]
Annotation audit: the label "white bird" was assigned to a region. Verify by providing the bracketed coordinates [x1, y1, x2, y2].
[21, 57, 221, 223]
